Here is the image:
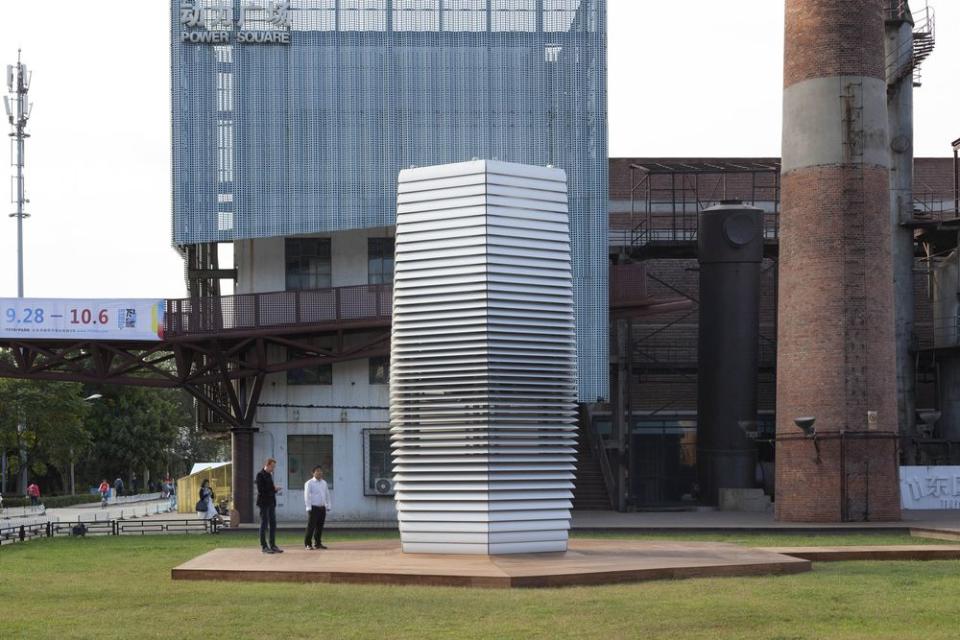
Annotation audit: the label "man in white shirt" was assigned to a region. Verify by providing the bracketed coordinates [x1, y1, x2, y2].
[303, 466, 332, 550]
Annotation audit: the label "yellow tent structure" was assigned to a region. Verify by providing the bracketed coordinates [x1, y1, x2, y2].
[177, 462, 232, 514]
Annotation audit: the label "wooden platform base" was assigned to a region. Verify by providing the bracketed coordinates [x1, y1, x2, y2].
[760, 545, 960, 562]
[171, 539, 810, 588]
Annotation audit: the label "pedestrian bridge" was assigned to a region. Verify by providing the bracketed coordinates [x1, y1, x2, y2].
[0, 284, 393, 430]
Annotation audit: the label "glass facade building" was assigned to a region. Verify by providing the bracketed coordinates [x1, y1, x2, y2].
[171, 0, 608, 401]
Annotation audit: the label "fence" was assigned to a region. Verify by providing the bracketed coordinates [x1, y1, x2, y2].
[106, 492, 163, 505]
[165, 283, 392, 337]
[0, 518, 219, 545]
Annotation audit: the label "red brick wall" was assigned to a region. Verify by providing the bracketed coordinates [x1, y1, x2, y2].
[784, 0, 886, 86]
[776, 165, 901, 521]
[775, 435, 900, 522]
[777, 166, 897, 434]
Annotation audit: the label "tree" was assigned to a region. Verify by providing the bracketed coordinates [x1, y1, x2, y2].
[81, 385, 224, 489]
[0, 379, 89, 494]
[168, 389, 229, 478]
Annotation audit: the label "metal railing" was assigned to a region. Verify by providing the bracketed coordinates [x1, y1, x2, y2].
[885, 1, 936, 88]
[106, 492, 163, 505]
[165, 283, 393, 337]
[912, 190, 957, 220]
[0, 518, 219, 545]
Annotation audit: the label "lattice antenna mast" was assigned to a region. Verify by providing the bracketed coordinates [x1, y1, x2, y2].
[5, 49, 32, 297]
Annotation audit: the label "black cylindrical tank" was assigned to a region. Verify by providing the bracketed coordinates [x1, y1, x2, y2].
[697, 201, 763, 506]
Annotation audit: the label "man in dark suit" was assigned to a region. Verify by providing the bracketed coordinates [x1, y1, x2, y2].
[255, 458, 283, 553]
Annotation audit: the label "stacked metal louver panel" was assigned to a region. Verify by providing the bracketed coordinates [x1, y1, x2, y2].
[391, 160, 578, 555]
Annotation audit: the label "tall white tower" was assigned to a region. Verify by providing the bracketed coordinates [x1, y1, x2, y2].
[391, 160, 578, 555]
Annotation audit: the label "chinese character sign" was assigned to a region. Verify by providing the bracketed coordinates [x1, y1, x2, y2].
[182, 1, 292, 31]
[180, 1, 204, 28]
[901, 466, 960, 510]
[240, 1, 291, 29]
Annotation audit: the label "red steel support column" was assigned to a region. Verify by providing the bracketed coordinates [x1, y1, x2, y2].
[776, 0, 901, 522]
[231, 428, 255, 523]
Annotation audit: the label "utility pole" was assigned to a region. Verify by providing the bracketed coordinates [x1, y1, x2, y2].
[5, 49, 31, 296]
[5, 50, 32, 494]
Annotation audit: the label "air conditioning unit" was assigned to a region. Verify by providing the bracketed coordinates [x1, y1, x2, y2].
[374, 478, 394, 496]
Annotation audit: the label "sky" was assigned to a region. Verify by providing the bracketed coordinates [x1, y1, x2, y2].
[0, 0, 957, 300]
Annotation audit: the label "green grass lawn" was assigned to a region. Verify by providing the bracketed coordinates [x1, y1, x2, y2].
[1, 532, 958, 640]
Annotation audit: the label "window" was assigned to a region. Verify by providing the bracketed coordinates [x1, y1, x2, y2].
[288, 435, 334, 490]
[492, 0, 536, 32]
[217, 210, 234, 232]
[442, 0, 486, 31]
[213, 45, 233, 64]
[393, 0, 439, 31]
[369, 356, 389, 384]
[216, 72, 234, 112]
[363, 430, 392, 495]
[217, 193, 234, 231]
[286, 237, 332, 290]
[338, 0, 387, 31]
[216, 120, 234, 183]
[367, 237, 394, 285]
[287, 347, 333, 386]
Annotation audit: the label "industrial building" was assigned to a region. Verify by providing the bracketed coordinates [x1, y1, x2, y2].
[2, 0, 957, 524]
[171, 0, 607, 521]
[602, 153, 958, 513]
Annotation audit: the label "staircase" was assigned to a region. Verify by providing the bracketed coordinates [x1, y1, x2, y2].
[911, 28, 936, 87]
[885, 1, 936, 90]
[573, 430, 613, 510]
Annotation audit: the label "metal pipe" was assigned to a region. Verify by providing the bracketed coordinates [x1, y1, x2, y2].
[697, 202, 763, 505]
[952, 138, 959, 215]
[840, 431, 846, 521]
[886, 12, 917, 447]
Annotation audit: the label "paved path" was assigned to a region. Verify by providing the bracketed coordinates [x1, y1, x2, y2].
[1, 498, 176, 526]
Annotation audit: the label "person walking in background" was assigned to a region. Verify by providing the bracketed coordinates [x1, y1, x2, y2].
[166, 477, 177, 511]
[303, 466, 332, 550]
[196, 479, 220, 525]
[113, 477, 124, 499]
[27, 482, 40, 506]
[256, 458, 283, 554]
[98, 479, 110, 508]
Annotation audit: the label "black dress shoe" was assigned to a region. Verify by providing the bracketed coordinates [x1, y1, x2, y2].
[261, 547, 275, 554]
[317, 543, 328, 550]
[271, 546, 284, 553]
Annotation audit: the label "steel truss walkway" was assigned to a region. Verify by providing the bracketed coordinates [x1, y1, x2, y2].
[0, 283, 392, 431]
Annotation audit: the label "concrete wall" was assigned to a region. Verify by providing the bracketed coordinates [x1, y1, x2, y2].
[238, 228, 397, 522]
